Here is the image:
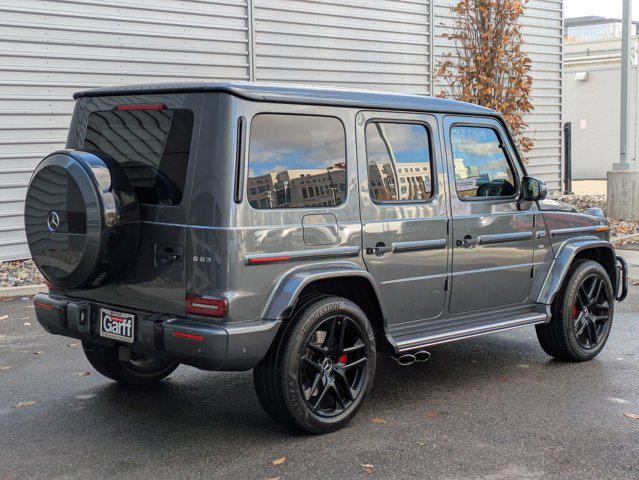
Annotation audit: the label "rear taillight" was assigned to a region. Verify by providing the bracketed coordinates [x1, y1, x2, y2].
[115, 103, 165, 111]
[185, 295, 228, 318]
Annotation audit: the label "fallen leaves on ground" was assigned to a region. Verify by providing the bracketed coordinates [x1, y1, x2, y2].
[425, 410, 437, 419]
[67, 342, 80, 347]
[33, 351, 43, 355]
[265, 477, 281, 480]
[271, 457, 286, 466]
[76, 371, 92, 377]
[23, 322, 31, 326]
[371, 417, 387, 424]
[0, 365, 11, 371]
[0, 315, 8, 321]
[623, 412, 639, 420]
[16, 400, 36, 408]
[361, 464, 374, 474]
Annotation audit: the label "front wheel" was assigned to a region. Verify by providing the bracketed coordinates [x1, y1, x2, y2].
[536, 260, 614, 361]
[253, 296, 376, 434]
[82, 343, 179, 385]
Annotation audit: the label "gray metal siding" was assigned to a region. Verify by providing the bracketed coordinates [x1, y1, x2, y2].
[0, 0, 250, 260]
[0, 0, 563, 261]
[252, 0, 432, 93]
[433, 0, 563, 193]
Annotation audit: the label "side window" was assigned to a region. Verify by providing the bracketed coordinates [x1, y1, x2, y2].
[365, 122, 433, 202]
[450, 126, 516, 199]
[247, 114, 346, 209]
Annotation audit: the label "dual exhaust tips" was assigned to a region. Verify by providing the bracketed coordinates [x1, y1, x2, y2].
[392, 350, 431, 366]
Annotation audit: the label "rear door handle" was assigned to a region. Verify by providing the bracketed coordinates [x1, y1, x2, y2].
[366, 242, 392, 255]
[456, 236, 478, 249]
[154, 244, 183, 267]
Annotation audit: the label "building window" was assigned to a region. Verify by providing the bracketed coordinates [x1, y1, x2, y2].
[247, 114, 346, 209]
[450, 126, 516, 199]
[365, 122, 434, 202]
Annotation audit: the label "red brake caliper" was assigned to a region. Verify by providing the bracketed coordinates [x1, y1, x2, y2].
[338, 354, 347, 364]
[573, 306, 578, 319]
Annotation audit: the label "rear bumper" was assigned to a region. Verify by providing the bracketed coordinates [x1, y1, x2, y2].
[33, 293, 280, 371]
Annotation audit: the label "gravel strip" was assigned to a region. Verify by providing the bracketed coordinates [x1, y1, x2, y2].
[0, 259, 44, 288]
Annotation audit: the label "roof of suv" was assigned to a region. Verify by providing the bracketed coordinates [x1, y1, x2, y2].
[73, 81, 496, 116]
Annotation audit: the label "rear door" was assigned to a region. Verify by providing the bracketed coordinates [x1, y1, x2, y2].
[443, 116, 535, 313]
[66, 93, 204, 315]
[357, 111, 449, 326]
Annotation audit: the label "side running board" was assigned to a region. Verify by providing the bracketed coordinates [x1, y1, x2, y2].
[394, 312, 548, 353]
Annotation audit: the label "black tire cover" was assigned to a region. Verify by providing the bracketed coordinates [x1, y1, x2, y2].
[24, 150, 139, 289]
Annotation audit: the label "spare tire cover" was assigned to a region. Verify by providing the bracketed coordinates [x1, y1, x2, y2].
[24, 150, 139, 289]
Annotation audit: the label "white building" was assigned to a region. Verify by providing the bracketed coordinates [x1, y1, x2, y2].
[564, 16, 639, 179]
[0, 0, 563, 260]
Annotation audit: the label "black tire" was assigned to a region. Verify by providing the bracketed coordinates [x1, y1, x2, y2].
[82, 343, 178, 385]
[253, 296, 376, 434]
[536, 260, 614, 361]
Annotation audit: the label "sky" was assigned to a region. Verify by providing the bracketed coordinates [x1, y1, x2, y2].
[565, 0, 639, 20]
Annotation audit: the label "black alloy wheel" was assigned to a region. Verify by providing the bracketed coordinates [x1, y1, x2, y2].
[298, 315, 369, 418]
[536, 259, 614, 362]
[572, 273, 612, 349]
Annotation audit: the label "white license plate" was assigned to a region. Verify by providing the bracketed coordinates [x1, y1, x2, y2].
[99, 308, 135, 343]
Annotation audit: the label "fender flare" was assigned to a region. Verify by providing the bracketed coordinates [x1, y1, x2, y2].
[261, 261, 387, 323]
[536, 237, 616, 305]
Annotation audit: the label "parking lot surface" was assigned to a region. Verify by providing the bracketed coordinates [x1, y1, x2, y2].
[1, 286, 638, 480]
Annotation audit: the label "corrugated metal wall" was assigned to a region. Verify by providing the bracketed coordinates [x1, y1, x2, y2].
[0, 0, 250, 260]
[0, 0, 562, 261]
[433, 0, 563, 192]
[252, 0, 432, 92]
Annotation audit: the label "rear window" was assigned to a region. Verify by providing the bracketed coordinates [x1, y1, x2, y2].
[83, 108, 194, 206]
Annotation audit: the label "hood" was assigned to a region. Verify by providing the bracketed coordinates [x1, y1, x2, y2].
[537, 199, 578, 213]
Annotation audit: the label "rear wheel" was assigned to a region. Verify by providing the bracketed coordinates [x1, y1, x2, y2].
[253, 296, 376, 434]
[82, 343, 178, 385]
[536, 260, 614, 361]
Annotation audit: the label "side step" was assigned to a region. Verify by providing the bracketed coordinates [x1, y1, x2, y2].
[394, 312, 548, 353]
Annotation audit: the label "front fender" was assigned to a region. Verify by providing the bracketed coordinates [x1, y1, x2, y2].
[535, 236, 616, 305]
[261, 261, 384, 321]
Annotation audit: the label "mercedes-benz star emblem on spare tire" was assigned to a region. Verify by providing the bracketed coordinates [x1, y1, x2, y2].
[47, 211, 60, 232]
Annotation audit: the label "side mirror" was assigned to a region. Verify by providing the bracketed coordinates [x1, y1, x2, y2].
[521, 176, 547, 202]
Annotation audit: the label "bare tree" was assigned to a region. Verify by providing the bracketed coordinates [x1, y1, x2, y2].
[437, 0, 534, 154]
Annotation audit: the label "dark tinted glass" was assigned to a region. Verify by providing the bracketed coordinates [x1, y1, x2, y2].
[248, 114, 346, 209]
[365, 122, 433, 202]
[450, 126, 516, 199]
[83, 109, 194, 205]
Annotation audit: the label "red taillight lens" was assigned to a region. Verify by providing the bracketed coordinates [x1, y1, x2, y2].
[185, 295, 228, 317]
[115, 103, 165, 111]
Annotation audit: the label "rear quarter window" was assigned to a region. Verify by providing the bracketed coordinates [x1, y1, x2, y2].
[83, 108, 194, 206]
[247, 114, 346, 209]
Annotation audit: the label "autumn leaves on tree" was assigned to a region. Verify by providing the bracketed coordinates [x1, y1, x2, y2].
[437, 0, 534, 155]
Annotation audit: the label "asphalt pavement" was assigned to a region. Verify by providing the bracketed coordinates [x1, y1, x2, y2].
[1, 283, 638, 479]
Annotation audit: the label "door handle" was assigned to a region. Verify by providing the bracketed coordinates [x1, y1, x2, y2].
[154, 244, 183, 266]
[366, 242, 392, 256]
[456, 235, 478, 249]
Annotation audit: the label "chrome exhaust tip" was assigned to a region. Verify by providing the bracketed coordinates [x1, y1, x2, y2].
[392, 353, 416, 366]
[414, 350, 431, 363]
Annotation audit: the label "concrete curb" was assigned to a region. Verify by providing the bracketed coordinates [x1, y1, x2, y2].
[0, 284, 46, 298]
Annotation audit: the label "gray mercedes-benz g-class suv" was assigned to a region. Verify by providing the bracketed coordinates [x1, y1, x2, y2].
[26, 82, 628, 433]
